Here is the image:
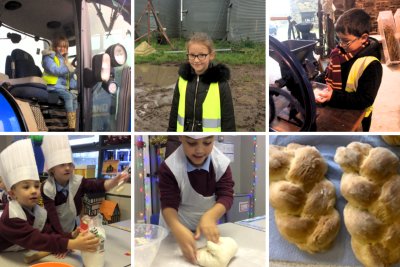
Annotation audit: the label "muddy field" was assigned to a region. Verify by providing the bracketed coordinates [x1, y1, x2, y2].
[134, 63, 265, 132]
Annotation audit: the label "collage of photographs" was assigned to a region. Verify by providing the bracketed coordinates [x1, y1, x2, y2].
[0, 0, 400, 267]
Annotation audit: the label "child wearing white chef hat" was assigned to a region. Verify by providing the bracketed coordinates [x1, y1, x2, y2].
[40, 135, 129, 235]
[0, 139, 99, 254]
[158, 135, 235, 264]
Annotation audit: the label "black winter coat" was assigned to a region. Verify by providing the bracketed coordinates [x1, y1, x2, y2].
[167, 62, 236, 132]
[327, 37, 383, 110]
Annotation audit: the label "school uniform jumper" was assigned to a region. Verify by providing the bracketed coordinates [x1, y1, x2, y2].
[158, 145, 234, 231]
[0, 200, 70, 253]
[41, 174, 106, 235]
[168, 62, 236, 132]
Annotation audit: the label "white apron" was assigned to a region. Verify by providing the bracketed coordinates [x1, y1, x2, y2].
[159, 145, 230, 231]
[43, 174, 83, 233]
[5, 200, 47, 251]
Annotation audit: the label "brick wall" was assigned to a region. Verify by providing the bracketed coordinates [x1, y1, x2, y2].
[287, 0, 400, 34]
[356, 0, 400, 33]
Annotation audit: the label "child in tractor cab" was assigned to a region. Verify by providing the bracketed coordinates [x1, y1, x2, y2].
[42, 35, 78, 130]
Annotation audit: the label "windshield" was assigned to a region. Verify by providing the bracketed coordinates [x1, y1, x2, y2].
[0, 28, 46, 75]
[88, 3, 131, 62]
[86, 1, 131, 132]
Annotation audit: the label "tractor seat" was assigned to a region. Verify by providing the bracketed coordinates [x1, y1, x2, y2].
[4, 49, 62, 105]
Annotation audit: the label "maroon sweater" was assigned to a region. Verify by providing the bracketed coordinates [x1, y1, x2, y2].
[159, 161, 234, 212]
[0, 204, 70, 253]
[40, 177, 106, 235]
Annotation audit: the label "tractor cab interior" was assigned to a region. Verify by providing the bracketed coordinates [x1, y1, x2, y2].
[0, 0, 131, 132]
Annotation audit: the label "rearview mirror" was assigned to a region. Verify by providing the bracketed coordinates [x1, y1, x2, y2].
[7, 33, 21, 43]
[0, 33, 21, 43]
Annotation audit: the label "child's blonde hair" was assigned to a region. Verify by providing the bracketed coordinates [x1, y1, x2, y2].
[52, 35, 69, 51]
[186, 32, 215, 53]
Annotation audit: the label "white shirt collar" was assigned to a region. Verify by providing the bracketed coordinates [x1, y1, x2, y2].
[55, 181, 69, 196]
[186, 155, 211, 172]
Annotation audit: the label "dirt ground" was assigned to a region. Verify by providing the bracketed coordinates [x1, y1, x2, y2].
[134, 63, 265, 132]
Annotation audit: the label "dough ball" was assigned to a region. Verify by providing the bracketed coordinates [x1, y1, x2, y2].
[197, 237, 238, 267]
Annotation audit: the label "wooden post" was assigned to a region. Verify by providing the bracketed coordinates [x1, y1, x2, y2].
[135, 0, 174, 49]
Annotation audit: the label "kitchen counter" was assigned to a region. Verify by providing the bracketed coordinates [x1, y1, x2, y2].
[0, 220, 131, 267]
[151, 220, 266, 267]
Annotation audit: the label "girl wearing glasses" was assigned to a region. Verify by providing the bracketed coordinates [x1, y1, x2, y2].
[315, 8, 382, 132]
[168, 32, 236, 132]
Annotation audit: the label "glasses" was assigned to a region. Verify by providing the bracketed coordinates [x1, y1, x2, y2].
[187, 53, 209, 61]
[338, 37, 359, 48]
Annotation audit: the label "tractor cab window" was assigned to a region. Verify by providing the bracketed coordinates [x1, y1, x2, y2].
[0, 28, 46, 76]
[85, 1, 131, 132]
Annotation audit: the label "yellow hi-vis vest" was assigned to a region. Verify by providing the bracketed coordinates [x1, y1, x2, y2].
[177, 77, 221, 132]
[345, 56, 379, 117]
[42, 55, 70, 88]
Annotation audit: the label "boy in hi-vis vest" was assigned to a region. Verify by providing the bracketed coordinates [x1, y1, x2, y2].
[0, 139, 99, 256]
[42, 35, 78, 130]
[168, 32, 236, 132]
[315, 8, 383, 131]
[158, 135, 235, 263]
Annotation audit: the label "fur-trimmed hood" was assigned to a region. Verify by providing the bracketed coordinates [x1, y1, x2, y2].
[41, 49, 56, 57]
[178, 62, 230, 83]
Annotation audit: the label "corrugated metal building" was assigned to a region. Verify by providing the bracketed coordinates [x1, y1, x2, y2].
[227, 0, 266, 42]
[135, 0, 180, 39]
[134, 0, 265, 42]
[181, 0, 229, 40]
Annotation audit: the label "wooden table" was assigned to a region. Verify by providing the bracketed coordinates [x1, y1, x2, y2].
[315, 105, 365, 131]
[271, 100, 365, 132]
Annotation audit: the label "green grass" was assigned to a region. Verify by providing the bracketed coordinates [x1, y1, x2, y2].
[135, 38, 265, 65]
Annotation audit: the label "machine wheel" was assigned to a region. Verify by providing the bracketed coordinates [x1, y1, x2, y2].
[269, 35, 316, 131]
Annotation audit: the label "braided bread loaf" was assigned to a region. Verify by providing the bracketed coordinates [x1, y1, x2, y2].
[381, 136, 400, 146]
[334, 142, 400, 267]
[269, 143, 340, 253]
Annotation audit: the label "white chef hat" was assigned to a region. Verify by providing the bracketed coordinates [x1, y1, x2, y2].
[0, 139, 39, 190]
[185, 135, 214, 140]
[41, 135, 73, 170]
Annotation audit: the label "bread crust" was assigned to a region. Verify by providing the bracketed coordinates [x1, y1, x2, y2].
[269, 144, 340, 253]
[335, 142, 400, 267]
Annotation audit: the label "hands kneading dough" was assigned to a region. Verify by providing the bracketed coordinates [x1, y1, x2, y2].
[197, 237, 238, 267]
[335, 142, 400, 267]
[269, 144, 340, 253]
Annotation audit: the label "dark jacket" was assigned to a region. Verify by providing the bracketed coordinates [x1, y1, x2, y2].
[327, 37, 383, 110]
[167, 62, 236, 132]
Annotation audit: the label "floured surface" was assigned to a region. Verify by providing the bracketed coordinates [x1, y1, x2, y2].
[153, 245, 265, 267]
[151, 223, 266, 267]
[0, 250, 83, 266]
